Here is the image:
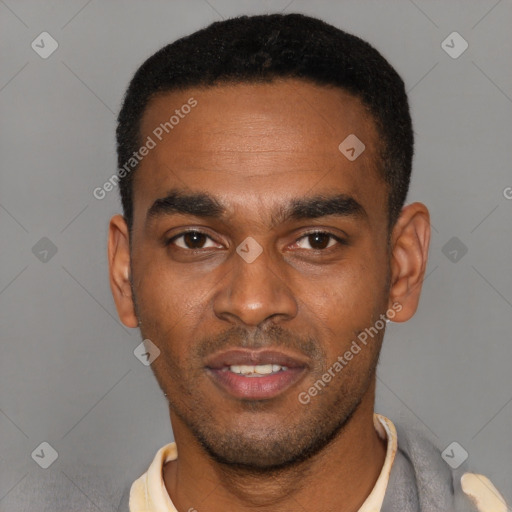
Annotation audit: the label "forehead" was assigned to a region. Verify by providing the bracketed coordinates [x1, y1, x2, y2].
[133, 79, 387, 229]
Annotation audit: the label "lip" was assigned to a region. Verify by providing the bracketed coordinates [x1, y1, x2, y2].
[204, 348, 309, 400]
[204, 348, 310, 369]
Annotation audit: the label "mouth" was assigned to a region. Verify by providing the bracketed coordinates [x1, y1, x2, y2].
[204, 349, 309, 400]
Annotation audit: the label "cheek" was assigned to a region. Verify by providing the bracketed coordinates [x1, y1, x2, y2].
[133, 265, 198, 352]
[135, 271, 202, 390]
[135, 252, 193, 309]
[322, 256, 384, 308]
[309, 255, 387, 353]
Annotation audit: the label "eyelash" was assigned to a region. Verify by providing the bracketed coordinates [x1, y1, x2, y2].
[165, 230, 347, 252]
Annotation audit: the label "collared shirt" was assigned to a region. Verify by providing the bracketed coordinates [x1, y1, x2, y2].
[128, 413, 506, 512]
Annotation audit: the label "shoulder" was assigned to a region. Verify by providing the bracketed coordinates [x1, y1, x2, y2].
[388, 420, 508, 512]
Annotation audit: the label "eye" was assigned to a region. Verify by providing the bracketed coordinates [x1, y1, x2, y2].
[166, 230, 220, 250]
[165, 230, 346, 252]
[293, 231, 346, 251]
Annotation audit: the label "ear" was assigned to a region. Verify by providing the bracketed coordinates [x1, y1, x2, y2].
[108, 214, 138, 328]
[387, 202, 431, 322]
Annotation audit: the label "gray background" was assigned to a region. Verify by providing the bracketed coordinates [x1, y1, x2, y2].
[1, 0, 511, 510]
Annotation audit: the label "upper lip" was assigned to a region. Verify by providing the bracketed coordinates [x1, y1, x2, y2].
[204, 348, 310, 369]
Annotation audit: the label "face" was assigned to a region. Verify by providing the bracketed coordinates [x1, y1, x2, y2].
[109, 79, 427, 470]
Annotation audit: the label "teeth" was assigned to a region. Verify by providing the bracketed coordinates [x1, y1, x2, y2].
[229, 364, 288, 376]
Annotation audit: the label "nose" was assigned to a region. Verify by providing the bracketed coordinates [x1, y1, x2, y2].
[213, 240, 298, 327]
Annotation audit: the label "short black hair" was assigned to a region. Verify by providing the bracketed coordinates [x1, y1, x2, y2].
[116, 13, 413, 232]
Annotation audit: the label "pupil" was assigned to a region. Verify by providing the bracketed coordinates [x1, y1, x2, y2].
[310, 233, 329, 249]
[185, 232, 205, 248]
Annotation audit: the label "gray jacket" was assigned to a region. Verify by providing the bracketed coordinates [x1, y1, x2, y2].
[381, 422, 482, 511]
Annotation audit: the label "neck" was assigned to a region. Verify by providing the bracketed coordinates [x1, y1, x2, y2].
[163, 379, 386, 511]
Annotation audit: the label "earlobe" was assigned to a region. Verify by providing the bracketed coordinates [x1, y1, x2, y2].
[387, 202, 431, 323]
[108, 214, 138, 328]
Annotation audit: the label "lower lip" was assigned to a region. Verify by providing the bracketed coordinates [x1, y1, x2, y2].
[206, 368, 306, 400]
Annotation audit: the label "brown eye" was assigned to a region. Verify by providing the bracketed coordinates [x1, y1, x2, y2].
[166, 231, 218, 250]
[308, 232, 331, 250]
[294, 231, 346, 251]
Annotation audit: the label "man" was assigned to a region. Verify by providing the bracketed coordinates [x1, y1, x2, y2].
[109, 13, 507, 512]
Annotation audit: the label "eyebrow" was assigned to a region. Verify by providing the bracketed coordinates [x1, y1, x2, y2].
[146, 188, 367, 228]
